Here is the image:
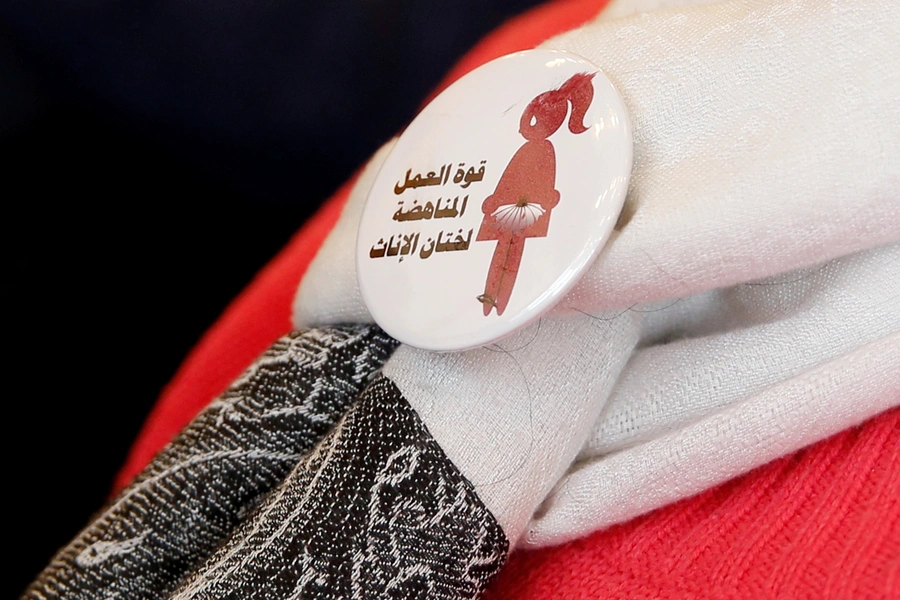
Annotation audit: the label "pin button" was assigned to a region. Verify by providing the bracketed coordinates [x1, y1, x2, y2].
[357, 50, 633, 351]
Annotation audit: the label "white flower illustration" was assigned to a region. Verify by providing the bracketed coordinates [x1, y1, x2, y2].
[491, 200, 546, 233]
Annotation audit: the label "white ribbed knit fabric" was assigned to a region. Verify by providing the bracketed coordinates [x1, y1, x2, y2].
[294, 0, 900, 549]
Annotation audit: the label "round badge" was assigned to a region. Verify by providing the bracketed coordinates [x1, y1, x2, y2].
[357, 50, 632, 351]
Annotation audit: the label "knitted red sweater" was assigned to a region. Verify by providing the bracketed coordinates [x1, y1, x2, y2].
[116, 1, 900, 597]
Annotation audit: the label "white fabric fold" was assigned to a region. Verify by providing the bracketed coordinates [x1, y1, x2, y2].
[552, 0, 900, 313]
[384, 311, 641, 545]
[526, 243, 900, 546]
[294, 140, 396, 328]
[527, 329, 900, 545]
[293, 0, 900, 548]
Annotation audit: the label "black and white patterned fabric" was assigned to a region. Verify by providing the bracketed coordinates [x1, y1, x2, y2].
[24, 326, 398, 600]
[171, 376, 509, 600]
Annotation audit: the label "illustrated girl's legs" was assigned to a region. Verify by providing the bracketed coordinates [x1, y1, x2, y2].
[495, 236, 524, 316]
[478, 234, 513, 316]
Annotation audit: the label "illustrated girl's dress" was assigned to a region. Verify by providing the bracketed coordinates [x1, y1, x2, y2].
[476, 72, 596, 316]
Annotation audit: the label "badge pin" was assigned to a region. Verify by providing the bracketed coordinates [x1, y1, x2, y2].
[357, 50, 633, 351]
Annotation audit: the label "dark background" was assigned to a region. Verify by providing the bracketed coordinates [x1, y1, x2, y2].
[1, 1, 544, 595]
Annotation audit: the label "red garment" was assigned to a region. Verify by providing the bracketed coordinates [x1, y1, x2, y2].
[116, 1, 900, 597]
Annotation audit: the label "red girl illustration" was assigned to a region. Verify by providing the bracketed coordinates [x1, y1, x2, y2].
[476, 72, 596, 316]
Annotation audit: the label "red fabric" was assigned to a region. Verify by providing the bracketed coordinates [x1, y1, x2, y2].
[116, 0, 900, 597]
[485, 409, 899, 599]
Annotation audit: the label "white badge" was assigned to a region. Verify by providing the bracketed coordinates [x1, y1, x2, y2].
[357, 50, 633, 351]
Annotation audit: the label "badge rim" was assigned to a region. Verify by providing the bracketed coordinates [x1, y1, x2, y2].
[357, 49, 633, 352]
